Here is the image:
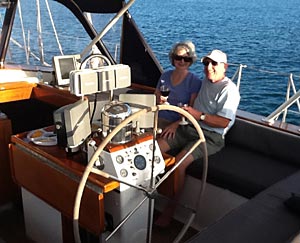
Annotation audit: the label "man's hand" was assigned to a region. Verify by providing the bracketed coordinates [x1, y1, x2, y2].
[183, 106, 201, 120]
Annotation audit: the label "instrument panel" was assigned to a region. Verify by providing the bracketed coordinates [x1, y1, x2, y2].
[88, 134, 165, 191]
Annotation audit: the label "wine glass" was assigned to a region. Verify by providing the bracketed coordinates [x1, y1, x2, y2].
[160, 85, 170, 105]
[178, 102, 188, 125]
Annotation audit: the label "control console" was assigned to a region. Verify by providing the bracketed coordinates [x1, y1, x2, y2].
[88, 133, 165, 191]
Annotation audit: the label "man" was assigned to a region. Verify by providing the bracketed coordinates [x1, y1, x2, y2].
[155, 49, 240, 227]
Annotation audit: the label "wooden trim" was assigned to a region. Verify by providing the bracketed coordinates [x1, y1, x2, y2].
[9, 128, 121, 235]
[237, 110, 300, 136]
[0, 82, 36, 103]
[129, 83, 156, 93]
[0, 118, 19, 204]
[106, 132, 154, 153]
[10, 131, 119, 193]
[10, 143, 105, 235]
[31, 84, 79, 107]
[61, 215, 76, 242]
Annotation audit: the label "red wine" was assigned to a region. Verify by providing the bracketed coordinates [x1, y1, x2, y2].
[161, 90, 170, 97]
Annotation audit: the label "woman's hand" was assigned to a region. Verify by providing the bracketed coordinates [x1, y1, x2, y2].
[161, 121, 180, 139]
[155, 90, 166, 104]
[160, 95, 168, 104]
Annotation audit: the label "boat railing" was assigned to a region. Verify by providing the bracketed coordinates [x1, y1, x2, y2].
[231, 63, 300, 125]
[263, 73, 300, 124]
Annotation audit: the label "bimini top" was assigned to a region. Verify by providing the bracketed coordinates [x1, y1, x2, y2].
[54, 0, 124, 13]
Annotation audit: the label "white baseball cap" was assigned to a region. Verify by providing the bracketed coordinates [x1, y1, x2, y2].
[201, 49, 227, 63]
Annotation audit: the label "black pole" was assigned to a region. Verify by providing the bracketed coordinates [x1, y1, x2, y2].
[0, 0, 18, 68]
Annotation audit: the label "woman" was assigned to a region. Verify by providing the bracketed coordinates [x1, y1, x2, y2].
[155, 40, 202, 129]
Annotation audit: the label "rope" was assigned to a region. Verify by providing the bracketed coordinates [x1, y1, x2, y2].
[81, 0, 136, 58]
[17, 2, 29, 64]
[44, 0, 64, 55]
[36, 0, 45, 65]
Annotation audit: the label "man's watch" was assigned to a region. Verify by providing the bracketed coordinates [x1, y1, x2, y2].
[200, 113, 206, 121]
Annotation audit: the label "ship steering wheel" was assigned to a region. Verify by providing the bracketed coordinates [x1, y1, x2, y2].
[80, 53, 111, 70]
[73, 104, 208, 243]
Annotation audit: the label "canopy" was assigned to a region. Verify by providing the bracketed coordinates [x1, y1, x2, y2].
[55, 0, 123, 13]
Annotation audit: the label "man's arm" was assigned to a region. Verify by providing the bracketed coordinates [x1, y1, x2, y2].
[184, 106, 230, 128]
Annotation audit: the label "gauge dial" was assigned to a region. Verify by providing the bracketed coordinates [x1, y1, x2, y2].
[116, 155, 124, 164]
[154, 156, 161, 164]
[149, 143, 154, 151]
[120, 169, 128, 177]
[134, 155, 147, 170]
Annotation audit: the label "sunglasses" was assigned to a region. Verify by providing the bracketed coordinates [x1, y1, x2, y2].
[203, 60, 219, 66]
[173, 55, 193, 62]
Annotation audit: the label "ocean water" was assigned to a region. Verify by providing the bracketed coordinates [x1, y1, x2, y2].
[5, 0, 300, 125]
[129, 0, 300, 125]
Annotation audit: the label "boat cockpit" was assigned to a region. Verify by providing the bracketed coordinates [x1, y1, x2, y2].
[1, 1, 300, 243]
